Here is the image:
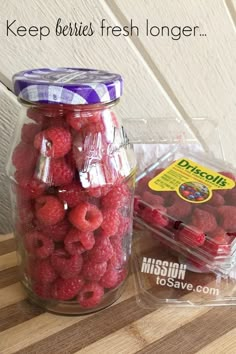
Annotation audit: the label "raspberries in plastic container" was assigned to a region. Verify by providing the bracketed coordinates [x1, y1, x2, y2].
[134, 153, 236, 275]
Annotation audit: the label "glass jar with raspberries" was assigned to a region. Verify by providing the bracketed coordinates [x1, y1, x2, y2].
[6, 68, 136, 314]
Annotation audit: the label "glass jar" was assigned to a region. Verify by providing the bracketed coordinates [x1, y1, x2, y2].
[6, 68, 136, 314]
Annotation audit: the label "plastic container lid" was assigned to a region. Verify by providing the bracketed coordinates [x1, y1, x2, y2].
[13, 68, 123, 105]
[134, 146, 236, 276]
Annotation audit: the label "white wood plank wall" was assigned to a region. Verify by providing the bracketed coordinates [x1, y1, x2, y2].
[0, 0, 235, 233]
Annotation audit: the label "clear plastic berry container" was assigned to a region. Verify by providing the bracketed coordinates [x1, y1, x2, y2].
[134, 146, 236, 276]
[6, 68, 136, 315]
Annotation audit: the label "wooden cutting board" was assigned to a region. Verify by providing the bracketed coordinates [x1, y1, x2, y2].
[0, 233, 236, 354]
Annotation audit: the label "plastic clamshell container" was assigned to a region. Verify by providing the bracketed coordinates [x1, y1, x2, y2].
[132, 226, 236, 307]
[134, 146, 236, 276]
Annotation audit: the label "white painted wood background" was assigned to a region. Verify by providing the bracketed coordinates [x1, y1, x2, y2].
[0, 0, 235, 233]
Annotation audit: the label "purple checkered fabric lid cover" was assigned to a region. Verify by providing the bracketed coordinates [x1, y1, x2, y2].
[13, 68, 123, 105]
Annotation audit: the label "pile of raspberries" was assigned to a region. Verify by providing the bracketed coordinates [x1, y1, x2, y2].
[12, 106, 132, 309]
[135, 168, 236, 259]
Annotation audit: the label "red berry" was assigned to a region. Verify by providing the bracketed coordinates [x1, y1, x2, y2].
[67, 110, 101, 131]
[209, 192, 224, 207]
[226, 188, 236, 205]
[33, 282, 52, 299]
[201, 229, 231, 256]
[99, 264, 119, 288]
[24, 231, 54, 259]
[142, 191, 164, 207]
[82, 260, 107, 281]
[77, 283, 104, 308]
[35, 196, 65, 226]
[34, 127, 72, 158]
[27, 107, 44, 123]
[88, 236, 113, 263]
[192, 208, 217, 233]
[69, 202, 103, 232]
[101, 209, 120, 237]
[17, 199, 34, 225]
[218, 206, 236, 232]
[65, 228, 95, 255]
[114, 215, 130, 239]
[141, 206, 168, 227]
[101, 184, 130, 210]
[32, 259, 57, 283]
[178, 224, 205, 247]
[110, 237, 125, 269]
[38, 219, 70, 242]
[87, 185, 111, 198]
[51, 249, 83, 279]
[58, 182, 87, 207]
[167, 197, 192, 219]
[49, 158, 74, 186]
[15, 172, 46, 199]
[12, 142, 38, 171]
[21, 123, 41, 144]
[51, 276, 84, 300]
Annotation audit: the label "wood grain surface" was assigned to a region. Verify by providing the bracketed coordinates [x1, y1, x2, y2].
[0, 234, 236, 354]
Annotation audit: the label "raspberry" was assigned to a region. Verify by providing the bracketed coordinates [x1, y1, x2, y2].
[82, 260, 107, 281]
[15, 171, 46, 199]
[199, 204, 218, 216]
[225, 189, 236, 205]
[99, 264, 119, 288]
[114, 215, 130, 239]
[58, 182, 87, 207]
[35, 196, 65, 226]
[77, 283, 104, 308]
[202, 229, 231, 256]
[51, 249, 83, 279]
[178, 224, 205, 247]
[136, 176, 151, 195]
[110, 237, 125, 269]
[12, 142, 38, 171]
[33, 282, 51, 299]
[101, 209, 120, 237]
[218, 206, 236, 231]
[17, 199, 34, 225]
[27, 107, 45, 123]
[69, 202, 103, 232]
[32, 259, 57, 283]
[101, 184, 130, 210]
[87, 186, 111, 198]
[142, 191, 164, 207]
[209, 192, 224, 207]
[65, 228, 95, 255]
[192, 208, 217, 233]
[24, 231, 54, 259]
[34, 127, 72, 158]
[83, 121, 105, 135]
[38, 219, 70, 242]
[51, 276, 84, 300]
[88, 236, 113, 263]
[141, 206, 168, 227]
[49, 158, 74, 186]
[67, 110, 101, 131]
[167, 197, 192, 219]
[21, 123, 41, 144]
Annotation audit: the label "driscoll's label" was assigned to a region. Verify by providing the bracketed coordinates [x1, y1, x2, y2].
[148, 158, 235, 204]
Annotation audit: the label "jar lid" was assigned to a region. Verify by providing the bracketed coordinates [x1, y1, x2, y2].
[13, 68, 123, 105]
